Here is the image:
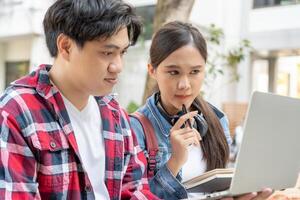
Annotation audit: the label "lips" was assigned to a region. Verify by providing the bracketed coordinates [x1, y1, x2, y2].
[104, 77, 118, 85]
[175, 94, 192, 100]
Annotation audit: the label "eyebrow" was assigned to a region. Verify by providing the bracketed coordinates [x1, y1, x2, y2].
[103, 43, 130, 50]
[164, 64, 204, 69]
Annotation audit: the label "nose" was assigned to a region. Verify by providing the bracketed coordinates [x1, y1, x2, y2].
[178, 76, 191, 90]
[108, 55, 123, 74]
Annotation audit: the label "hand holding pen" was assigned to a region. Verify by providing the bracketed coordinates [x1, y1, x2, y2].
[167, 108, 199, 175]
[181, 104, 207, 157]
[182, 104, 202, 145]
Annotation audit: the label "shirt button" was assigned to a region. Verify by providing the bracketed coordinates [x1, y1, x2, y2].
[50, 141, 56, 148]
[85, 185, 92, 192]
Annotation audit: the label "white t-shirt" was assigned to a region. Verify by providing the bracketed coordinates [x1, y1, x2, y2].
[182, 145, 207, 182]
[62, 95, 109, 199]
[182, 145, 207, 198]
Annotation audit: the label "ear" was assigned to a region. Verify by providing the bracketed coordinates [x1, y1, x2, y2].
[147, 63, 156, 79]
[56, 33, 72, 61]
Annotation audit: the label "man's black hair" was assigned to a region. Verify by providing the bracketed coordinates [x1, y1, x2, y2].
[43, 0, 142, 57]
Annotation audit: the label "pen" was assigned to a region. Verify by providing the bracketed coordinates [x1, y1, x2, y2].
[182, 104, 206, 156]
[182, 104, 192, 128]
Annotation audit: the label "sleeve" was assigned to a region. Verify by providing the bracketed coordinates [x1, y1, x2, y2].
[219, 114, 233, 146]
[0, 109, 40, 199]
[129, 116, 188, 199]
[120, 112, 160, 200]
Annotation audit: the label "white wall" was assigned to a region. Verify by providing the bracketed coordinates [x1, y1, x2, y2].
[115, 42, 150, 108]
[30, 36, 53, 71]
[6, 37, 32, 62]
[0, 0, 53, 38]
[190, 0, 245, 106]
[190, 0, 224, 28]
[249, 4, 300, 33]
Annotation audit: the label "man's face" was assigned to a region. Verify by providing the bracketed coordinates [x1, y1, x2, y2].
[66, 27, 130, 96]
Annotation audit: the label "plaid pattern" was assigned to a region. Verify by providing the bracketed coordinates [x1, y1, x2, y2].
[0, 65, 159, 200]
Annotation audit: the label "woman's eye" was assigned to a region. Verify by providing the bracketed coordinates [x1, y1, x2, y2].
[168, 71, 179, 75]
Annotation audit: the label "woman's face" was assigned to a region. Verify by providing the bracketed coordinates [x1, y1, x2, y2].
[149, 44, 206, 115]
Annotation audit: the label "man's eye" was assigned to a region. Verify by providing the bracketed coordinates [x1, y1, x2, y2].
[121, 49, 128, 56]
[191, 70, 200, 74]
[102, 52, 113, 56]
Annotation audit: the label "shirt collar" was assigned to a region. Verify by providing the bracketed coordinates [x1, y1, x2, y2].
[10, 64, 120, 110]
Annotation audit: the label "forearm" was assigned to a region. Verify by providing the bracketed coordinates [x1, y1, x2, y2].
[166, 156, 182, 176]
[149, 164, 187, 199]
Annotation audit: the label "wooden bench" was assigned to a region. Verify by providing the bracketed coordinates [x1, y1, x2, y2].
[222, 102, 248, 138]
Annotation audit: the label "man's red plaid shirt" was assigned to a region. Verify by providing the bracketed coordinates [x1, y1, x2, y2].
[0, 64, 159, 200]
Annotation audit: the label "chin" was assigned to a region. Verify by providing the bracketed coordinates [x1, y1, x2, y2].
[93, 89, 112, 97]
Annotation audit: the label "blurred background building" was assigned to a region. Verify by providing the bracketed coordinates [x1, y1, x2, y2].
[1, 0, 300, 125]
[0, 0, 54, 92]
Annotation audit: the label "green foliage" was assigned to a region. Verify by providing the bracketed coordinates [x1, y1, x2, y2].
[126, 101, 140, 114]
[207, 24, 224, 45]
[202, 24, 253, 89]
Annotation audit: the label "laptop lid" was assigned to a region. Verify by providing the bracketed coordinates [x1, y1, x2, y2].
[229, 91, 300, 195]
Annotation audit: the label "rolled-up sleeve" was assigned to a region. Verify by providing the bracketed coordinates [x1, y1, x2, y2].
[129, 116, 187, 199]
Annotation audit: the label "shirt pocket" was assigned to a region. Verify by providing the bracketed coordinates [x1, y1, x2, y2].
[30, 130, 71, 189]
[31, 130, 70, 152]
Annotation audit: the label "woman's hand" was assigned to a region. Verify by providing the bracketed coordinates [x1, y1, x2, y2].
[167, 111, 200, 176]
[221, 188, 273, 200]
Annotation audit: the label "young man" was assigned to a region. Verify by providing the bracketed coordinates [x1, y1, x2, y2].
[0, 0, 159, 199]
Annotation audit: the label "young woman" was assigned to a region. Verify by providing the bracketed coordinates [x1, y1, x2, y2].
[130, 21, 272, 200]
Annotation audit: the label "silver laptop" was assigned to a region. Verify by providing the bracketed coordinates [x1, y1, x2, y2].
[196, 91, 300, 199]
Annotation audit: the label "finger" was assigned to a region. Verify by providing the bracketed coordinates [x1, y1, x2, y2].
[192, 128, 202, 141]
[190, 117, 195, 127]
[193, 136, 200, 146]
[255, 188, 273, 200]
[170, 127, 191, 136]
[171, 111, 198, 130]
[183, 137, 197, 147]
[195, 134, 200, 145]
[235, 192, 257, 200]
[181, 131, 197, 140]
[191, 130, 200, 146]
[176, 130, 200, 146]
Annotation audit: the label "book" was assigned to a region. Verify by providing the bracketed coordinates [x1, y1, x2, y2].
[183, 168, 234, 193]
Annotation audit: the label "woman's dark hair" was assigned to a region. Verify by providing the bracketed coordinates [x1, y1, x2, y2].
[150, 21, 229, 170]
[43, 0, 142, 57]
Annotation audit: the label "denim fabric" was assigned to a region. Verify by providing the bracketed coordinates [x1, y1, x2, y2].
[130, 93, 232, 200]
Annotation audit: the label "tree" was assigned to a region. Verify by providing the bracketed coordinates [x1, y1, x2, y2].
[142, 0, 195, 103]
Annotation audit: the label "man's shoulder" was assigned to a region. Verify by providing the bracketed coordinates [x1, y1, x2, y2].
[0, 65, 45, 109]
[0, 85, 38, 109]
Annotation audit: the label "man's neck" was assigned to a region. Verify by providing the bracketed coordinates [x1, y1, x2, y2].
[49, 61, 89, 111]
